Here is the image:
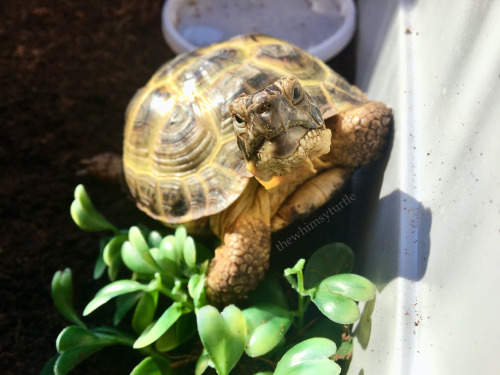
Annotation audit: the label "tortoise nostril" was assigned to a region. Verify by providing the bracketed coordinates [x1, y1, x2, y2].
[256, 102, 272, 114]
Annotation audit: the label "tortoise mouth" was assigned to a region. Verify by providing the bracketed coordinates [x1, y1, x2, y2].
[255, 127, 328, 162]
[245, 126, 331, 187]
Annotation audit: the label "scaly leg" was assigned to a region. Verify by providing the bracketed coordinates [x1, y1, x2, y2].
[206, 181, 271, 304]
[271, 167, 351, 231]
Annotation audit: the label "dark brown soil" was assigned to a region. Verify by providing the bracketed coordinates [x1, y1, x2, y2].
[0, 1, 355, 374]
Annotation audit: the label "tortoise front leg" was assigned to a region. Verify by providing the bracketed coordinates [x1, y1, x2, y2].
[206, 183, 271, 305]
[271, 167, 351, 231]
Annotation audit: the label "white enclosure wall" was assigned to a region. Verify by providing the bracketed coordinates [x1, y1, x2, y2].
[349, 1, 500, 374]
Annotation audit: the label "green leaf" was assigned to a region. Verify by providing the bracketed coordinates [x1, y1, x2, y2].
[121, 241, 159, 275]
[274, 338, 340, 375]
[304, 243, 354, 289]
[134, 301, 187, 348]
[93, 238, 108, 279]
[132, 291, 158, 334]
[113, 292, 142, 326]
[197, 305, 247, 375]
[155, 313, 197, 352]
[310, 274, 376, 325]
[130, 356, 172, 375]
[188, 274, 207, 312]
[159, 235, 179, 262]
[195, 349, 211, 375]
[275, 359, 341, 375]
[311, 291, 360, 325]
[70, 185, 117, 232]
[317, 274, 376, 302]
[174, 226, 187, 257]
[183, 236, 196, 270]
[103, 233, 127, 281]
[149, 247, 177, 283]
[55, 326, 133, 375]
[246, 274, 289, 310]
[148, 231, 164, 248]
[129, 226, 150, 253]
[83, 280, 149, 315]
[51, 269, 85, 327]
[243, 304, 292, 357]
[254, 373, 273, 375]
[41, 355, 58, 375]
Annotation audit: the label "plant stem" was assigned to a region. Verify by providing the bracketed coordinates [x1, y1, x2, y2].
[297, 269, 305, 329]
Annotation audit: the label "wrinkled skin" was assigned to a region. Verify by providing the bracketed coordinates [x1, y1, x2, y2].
[205, 76, 391, 304]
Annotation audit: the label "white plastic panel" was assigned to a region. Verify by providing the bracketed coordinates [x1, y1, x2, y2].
[349, 1, 500, 374]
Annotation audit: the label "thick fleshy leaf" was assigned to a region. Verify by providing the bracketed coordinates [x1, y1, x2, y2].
[155, 313, 197, 352]
[83, 280, 149, 315]
[183, 236, 196, 270]
[312, 291, 360, 324]
[317, 274, 376, 302]
[197, 305, 247, 375]
[149, 247, 176, 273]
[174, 226, 187, 258]
[304, 243, 354, 289]
[188, 274, 207, 312]
[311, 274, 376, 324]
[121, 241, 159, 275]
[243, 304, 292, 357]
[133, 302, 187, 348]
[148, 231, 164, 248]
[113, 292, 142, 326]
[274, 359, 341, 375]
[55, 326, 133, 375]
[274, 338, 339, 375]
[246, 275, 289, 309]
[195, 349, 211, 375]
[41, 354, 58, 375]
[103, 233, 127, 280]
[93, 238, 107, 279]
[159, 235, 179, 263]
[51, 269, 85, 327]
[130, 356, 172, 375]
[132, 291, 158, 334]
[129, 226, 150, 252]
[70, 185, 117, 232]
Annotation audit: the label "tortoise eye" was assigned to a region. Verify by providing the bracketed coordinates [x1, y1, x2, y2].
[234, 114, 244, 124]
[292, 86, 303, 104]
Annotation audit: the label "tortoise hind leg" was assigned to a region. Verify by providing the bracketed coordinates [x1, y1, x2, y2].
[77, 152, 123, 183]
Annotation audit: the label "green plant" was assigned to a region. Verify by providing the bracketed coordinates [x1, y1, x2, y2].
[42, 185, 376, 375]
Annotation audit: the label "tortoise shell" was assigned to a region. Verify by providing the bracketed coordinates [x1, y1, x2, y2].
[123, 34, 366, 224]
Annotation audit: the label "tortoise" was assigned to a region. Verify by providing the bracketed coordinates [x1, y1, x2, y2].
[120, 34, 391, 304]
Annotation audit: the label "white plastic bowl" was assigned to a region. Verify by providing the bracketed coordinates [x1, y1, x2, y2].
[162, 0, 356, 61]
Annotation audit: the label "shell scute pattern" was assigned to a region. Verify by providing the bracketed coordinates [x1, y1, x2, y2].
[255, 42, 326, 81]
[153, 101, 216, 174]
[159, 179, 189, 218]
[124, 34, 366, 224]
[175, 48, 241, 90]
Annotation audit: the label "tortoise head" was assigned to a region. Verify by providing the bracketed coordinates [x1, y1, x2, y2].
[229, 76, 331, 189]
